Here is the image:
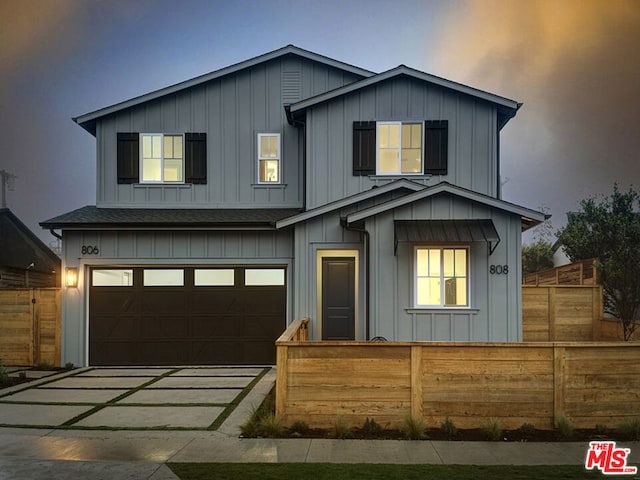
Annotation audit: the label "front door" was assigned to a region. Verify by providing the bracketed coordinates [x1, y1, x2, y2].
[321, 257, 355, 340]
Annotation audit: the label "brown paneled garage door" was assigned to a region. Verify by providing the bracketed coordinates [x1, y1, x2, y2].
[89, 266, 286, 365]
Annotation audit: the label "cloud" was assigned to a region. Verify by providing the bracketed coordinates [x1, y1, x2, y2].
[431, 0, 640, 226]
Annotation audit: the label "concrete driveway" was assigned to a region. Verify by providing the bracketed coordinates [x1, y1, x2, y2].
[0, 366, 273, 431]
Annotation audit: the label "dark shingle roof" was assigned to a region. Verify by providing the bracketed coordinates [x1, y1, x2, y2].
[40, 206, 301, 230]
[1, 208, 60, 272]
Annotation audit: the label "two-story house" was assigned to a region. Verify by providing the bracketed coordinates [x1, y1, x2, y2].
[41, 45, 545, 367]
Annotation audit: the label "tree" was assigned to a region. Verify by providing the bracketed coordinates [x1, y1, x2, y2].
[522, 241, 555, 275]
[556, 185, 640, 341]
[522, 206, 554, 276]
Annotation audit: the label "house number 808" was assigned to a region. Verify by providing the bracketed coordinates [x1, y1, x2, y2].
[490, 265, 508, 275]
[81, 245, 99, 255]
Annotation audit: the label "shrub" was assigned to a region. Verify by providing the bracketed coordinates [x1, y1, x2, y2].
[483, 418, 502, 441]
[518, 422, 536, 438]
[556, 414, 574, 440]
[619, 418, 640, 441]
[36, 361, 55, 371]
[259, 413, 284, 438]
[362, 417, 383, 436]
[440, 417, 458, 440]
[332, 416, 353, 439]
[0, 360, 8, 384]
[594, 424, 608, 436]
[239, 405, 263, 438]
[289, 420, 310, 435]
[64, 362, 74, 370]
[399, 415, 427, 440]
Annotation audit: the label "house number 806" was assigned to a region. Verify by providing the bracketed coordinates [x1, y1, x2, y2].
[81, 245, 99, 255]
[490, 265, 508, 275]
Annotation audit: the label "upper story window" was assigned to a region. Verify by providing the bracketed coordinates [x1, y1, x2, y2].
[415, 246, 468, 307]
[117, 132, 207, 185]
[141, 134, 184, 183]
[258, 133, 281, 183]
[378, 122, 422, 175]
[353, 120, 448, 177]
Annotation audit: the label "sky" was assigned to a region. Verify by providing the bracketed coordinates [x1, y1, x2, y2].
[1, 0, 638, 248]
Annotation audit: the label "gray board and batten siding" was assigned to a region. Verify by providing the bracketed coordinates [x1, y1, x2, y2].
[364, 196, 524, 343]
[93, 55, 364, 209]
[303, 75, 501, 209]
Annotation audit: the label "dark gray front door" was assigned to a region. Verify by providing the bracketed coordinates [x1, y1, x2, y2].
[321, 257, 355, 340]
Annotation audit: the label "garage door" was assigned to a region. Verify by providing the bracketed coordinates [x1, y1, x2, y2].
[89, 266, 286, 366]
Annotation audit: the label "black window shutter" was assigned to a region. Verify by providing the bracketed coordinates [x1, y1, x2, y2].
[117, 133, 139, 184]
[353, 121, 376, 176]
[424, 120, 448, 175]
[185, 133, 207, 184]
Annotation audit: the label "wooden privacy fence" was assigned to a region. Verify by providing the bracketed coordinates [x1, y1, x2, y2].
[523, 258, 597, 286]
[522, 285, 603, 341]
[0, 289, 61, 366]
[276, 319, 640, 430]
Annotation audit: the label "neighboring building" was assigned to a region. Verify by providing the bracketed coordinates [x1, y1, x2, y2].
[1, 208, 60, 288]
[41, 45, 545, 367]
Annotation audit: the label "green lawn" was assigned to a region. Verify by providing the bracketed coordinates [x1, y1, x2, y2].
[168, 463, 628, 480]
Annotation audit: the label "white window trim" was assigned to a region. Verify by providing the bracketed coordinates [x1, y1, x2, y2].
[139, 133, 185, 184]
[257, 133, 281, 184]
[413, 245, 470, 308]
[376, 121, 424, 176]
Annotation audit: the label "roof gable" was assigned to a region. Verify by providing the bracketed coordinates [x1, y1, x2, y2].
[276, 179, 426, 228]
[344, 182, 546, 231]
[74, 45, 375, 135]
[289, 65, 521, 130]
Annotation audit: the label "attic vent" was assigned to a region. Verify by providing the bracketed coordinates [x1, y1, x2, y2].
[282, 71, 301, 104]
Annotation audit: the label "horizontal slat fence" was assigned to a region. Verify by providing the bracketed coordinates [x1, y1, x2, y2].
[523, 258, 597, 286]
[522, 285, 602, 341]
[276, 322, 640, 430]
[0, 289, 61, 366]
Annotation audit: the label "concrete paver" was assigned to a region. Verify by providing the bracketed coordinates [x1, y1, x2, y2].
[73, 405, 225, 428]
[148, 376, 251, 389]
[176, 367, 265, 376]
[42, 376, 155, 389]
[117, 388, 239, 404]
[3, 388, 129, 403]
[76, 368, 173, 377]
[0, 404, 92, 426]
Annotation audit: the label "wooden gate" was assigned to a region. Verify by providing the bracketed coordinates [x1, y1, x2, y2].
[0, 289, 60, 366]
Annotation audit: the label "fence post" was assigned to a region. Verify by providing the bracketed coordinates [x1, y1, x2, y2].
[275, 344, 289, 421]
[410, 345, 423, 419]
[553, 345, 566, 426]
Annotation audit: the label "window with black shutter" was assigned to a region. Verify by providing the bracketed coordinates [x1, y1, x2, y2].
[352, 121, 376, 176]
[185, 133, 207, 184]
[117, 133, 139, 184]
[424, 120, 448, 175]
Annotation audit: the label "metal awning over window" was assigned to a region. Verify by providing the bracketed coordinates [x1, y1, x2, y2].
[394, 219, 500, 255]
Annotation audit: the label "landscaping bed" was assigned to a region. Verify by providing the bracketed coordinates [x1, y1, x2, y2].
[241, 388, 640, 442]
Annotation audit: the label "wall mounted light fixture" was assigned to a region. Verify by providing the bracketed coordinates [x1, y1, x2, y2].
[66, 267, 78, 288]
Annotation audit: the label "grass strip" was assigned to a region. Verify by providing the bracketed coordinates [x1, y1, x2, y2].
[207, 367, 271, 430]
[168, 463, 633, 480]
[0, 367, 90, 400]
[60, 367, 182, 427]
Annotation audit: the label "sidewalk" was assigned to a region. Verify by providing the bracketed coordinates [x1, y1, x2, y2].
[0, 368, 638, 479]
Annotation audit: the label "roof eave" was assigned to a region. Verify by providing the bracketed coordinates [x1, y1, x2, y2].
[290, 66, 520, 116]
[74, 45, 375, 135]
